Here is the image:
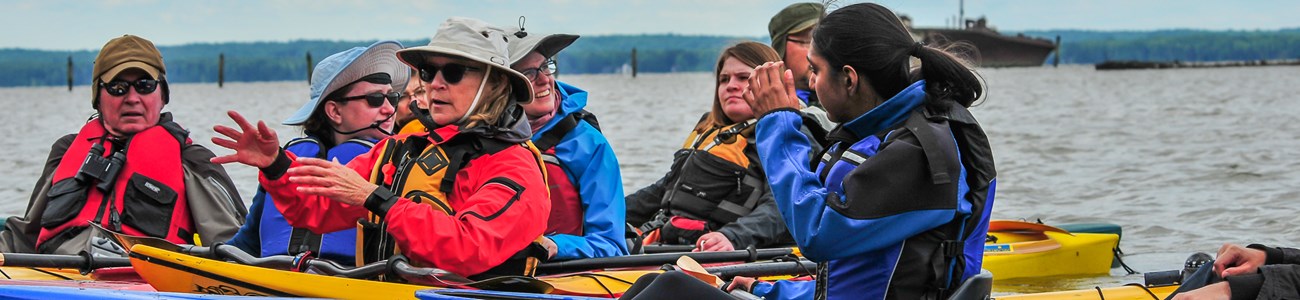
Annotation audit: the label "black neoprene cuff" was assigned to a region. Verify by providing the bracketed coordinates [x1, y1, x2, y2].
[261, 149, 292, 180]
[1247, 244, 1283, 265]
[758, 107, 801, 121]
[1226, 273, 1264, 300]
[364, 187, 399, 217]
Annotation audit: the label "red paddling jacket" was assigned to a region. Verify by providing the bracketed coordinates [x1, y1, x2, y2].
[260, 119, 550, 278]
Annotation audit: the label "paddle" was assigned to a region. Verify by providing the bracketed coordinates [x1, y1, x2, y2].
[538, 247, 797, 274]
[0, 252, 130, 274]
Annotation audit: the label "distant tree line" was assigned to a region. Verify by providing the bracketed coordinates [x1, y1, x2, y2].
[1, 30, 1297, 87]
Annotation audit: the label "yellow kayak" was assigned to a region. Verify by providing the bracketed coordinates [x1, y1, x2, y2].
[129, 244, 431, 298]
[996, 284, 1177, 300]
[0, 266, 92, 280]
[984, 220, 1119, 279]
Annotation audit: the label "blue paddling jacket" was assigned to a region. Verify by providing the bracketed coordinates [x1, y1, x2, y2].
[751, 81, 997, 300]
[531, 81, 629, 260]
[226, 137, 375, 265]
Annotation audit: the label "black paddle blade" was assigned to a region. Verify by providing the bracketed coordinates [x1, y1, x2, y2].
[89, 223, 184, 253]
[461, 276, 556, 294]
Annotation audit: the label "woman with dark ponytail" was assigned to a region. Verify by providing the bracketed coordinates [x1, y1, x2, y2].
[735, 3, 997, 299]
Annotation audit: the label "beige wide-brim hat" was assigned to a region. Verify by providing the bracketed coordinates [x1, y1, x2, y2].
[397, 17, 533, 104]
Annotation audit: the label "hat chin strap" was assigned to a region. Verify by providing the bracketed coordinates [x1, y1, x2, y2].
[456, 67, 493, 125]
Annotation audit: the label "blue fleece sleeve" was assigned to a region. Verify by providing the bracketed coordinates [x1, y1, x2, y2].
[549, 123, 630, 259]
[224, 188, 264, 254]
[755, 111, 955, 261]
[752, 280, 815, 300]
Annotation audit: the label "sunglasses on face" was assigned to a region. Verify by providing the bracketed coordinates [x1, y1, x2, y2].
[335, 91, 402, 108]
[100, 78, 159, 96]
[418, 63, 482, 84]
[520, 59, 558, 82]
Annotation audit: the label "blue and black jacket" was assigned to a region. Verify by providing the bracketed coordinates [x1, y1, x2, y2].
[226, 137, 375, 265]
[751, 81, 997, 300]
[532, 81, 629, 260]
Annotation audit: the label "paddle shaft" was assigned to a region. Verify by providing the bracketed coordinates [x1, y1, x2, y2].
[0, 252, 130, 271]
[538, 248, 795, 274]
[706, 260, 818, 279]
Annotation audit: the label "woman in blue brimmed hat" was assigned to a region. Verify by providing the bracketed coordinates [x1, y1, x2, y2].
[224, 41, 408, 266]
[212, 17, 551, 278]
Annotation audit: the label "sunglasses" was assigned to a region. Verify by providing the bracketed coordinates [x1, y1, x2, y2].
[418, 63, 482, 84]
[335, 91, 402, 108]
[519, 59, 558, 82]
[100, 79, 159, 96]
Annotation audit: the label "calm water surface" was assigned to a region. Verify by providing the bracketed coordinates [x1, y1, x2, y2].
[3, 65, 1299, 294]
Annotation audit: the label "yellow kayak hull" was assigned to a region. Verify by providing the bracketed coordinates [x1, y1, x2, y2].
[129, 244, 429, 299]
[0, 266, 92, 280]
[983, 221, 1119, 280]
[996, 285, 1177, 300]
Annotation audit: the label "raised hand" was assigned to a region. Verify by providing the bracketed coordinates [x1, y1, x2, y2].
[693, 232, 735, 252]
[743, 61, 801, 118]
[285, 157, 377, 206]
[211, 110, 281, 168]
[1214, 243, 1267, 277]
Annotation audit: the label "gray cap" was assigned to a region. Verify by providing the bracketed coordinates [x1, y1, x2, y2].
[504, 27, 579, 66]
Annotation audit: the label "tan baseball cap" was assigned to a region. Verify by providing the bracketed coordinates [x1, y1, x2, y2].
[91, 35, 167, 107]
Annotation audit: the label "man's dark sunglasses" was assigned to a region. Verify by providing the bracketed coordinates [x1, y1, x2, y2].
[100, 79, 159, 96]
[418, 63, 481, 84]
[335, 91, 402, 108]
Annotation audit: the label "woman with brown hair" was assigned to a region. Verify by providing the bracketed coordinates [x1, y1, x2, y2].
[625, 41, 820, 252]
[210, 17, 551, 279]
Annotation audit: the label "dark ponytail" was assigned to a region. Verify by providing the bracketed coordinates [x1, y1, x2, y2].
[814, 3, 984, 110]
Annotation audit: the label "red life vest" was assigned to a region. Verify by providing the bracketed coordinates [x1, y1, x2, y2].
[540, 148, 583, 236]
[37, 119, 192, 251]
[532, 112, 596, 237]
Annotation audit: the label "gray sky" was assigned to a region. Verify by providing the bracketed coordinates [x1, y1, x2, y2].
[4, 0, 1297, 51]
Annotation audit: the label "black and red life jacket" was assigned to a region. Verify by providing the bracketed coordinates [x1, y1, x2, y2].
[37, 117, 193, 253]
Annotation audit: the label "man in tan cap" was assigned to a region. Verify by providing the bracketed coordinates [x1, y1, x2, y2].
[0, 35, 246, 255]
[769, 2, 835, 132]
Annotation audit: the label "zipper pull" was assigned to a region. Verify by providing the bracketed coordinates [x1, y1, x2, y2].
[110, 210, 122, 232]
[736, 173, 744, 194]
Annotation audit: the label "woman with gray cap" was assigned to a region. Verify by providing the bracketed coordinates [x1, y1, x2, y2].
[224, 41, 407, 266]
[212, 17, 550, 279]
[506, 26, 629, 261]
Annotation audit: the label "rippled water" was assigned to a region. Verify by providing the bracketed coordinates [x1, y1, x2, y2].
[3, 65, 1299, 294]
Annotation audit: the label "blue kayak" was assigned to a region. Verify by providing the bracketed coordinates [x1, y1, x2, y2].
[417, 289, 612, 300]
[0, 285, 320, 300]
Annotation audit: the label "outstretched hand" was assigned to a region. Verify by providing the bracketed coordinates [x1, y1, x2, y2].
[743, 61, 802, 118]
[285, 157, 377, 206]
[211, 110, 281, 168]
[1214, 243, 1267, 277]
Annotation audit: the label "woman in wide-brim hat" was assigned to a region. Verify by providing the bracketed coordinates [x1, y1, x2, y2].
[212, 17, 551, 278]
[224, 40, 408, 266]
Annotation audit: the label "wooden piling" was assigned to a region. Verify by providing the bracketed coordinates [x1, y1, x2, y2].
[66, 55, 73, 91]
[306, 52, 314, 84]
[218, 53, 225, 88]
[1053, 36, 1061, 68]
[631, 48, 638, 78]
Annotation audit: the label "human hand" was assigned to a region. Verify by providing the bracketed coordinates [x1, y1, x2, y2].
[725, 276, 757, 293]
[539, 237, 558, 259]
[285, 157, 377, 206]
[693, 232, 735, 252]
[743, 61, 801, 117]
[1215, 243, 1267, 277]
[1169, 281, 1230, 300]
[211, 110, 281, 168]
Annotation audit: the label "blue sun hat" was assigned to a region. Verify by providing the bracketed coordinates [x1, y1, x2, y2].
[283, 40, 410, 125]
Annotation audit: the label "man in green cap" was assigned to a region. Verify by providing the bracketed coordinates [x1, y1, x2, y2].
[0, 35, 247, 255]
[769, 2, 835, 131]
